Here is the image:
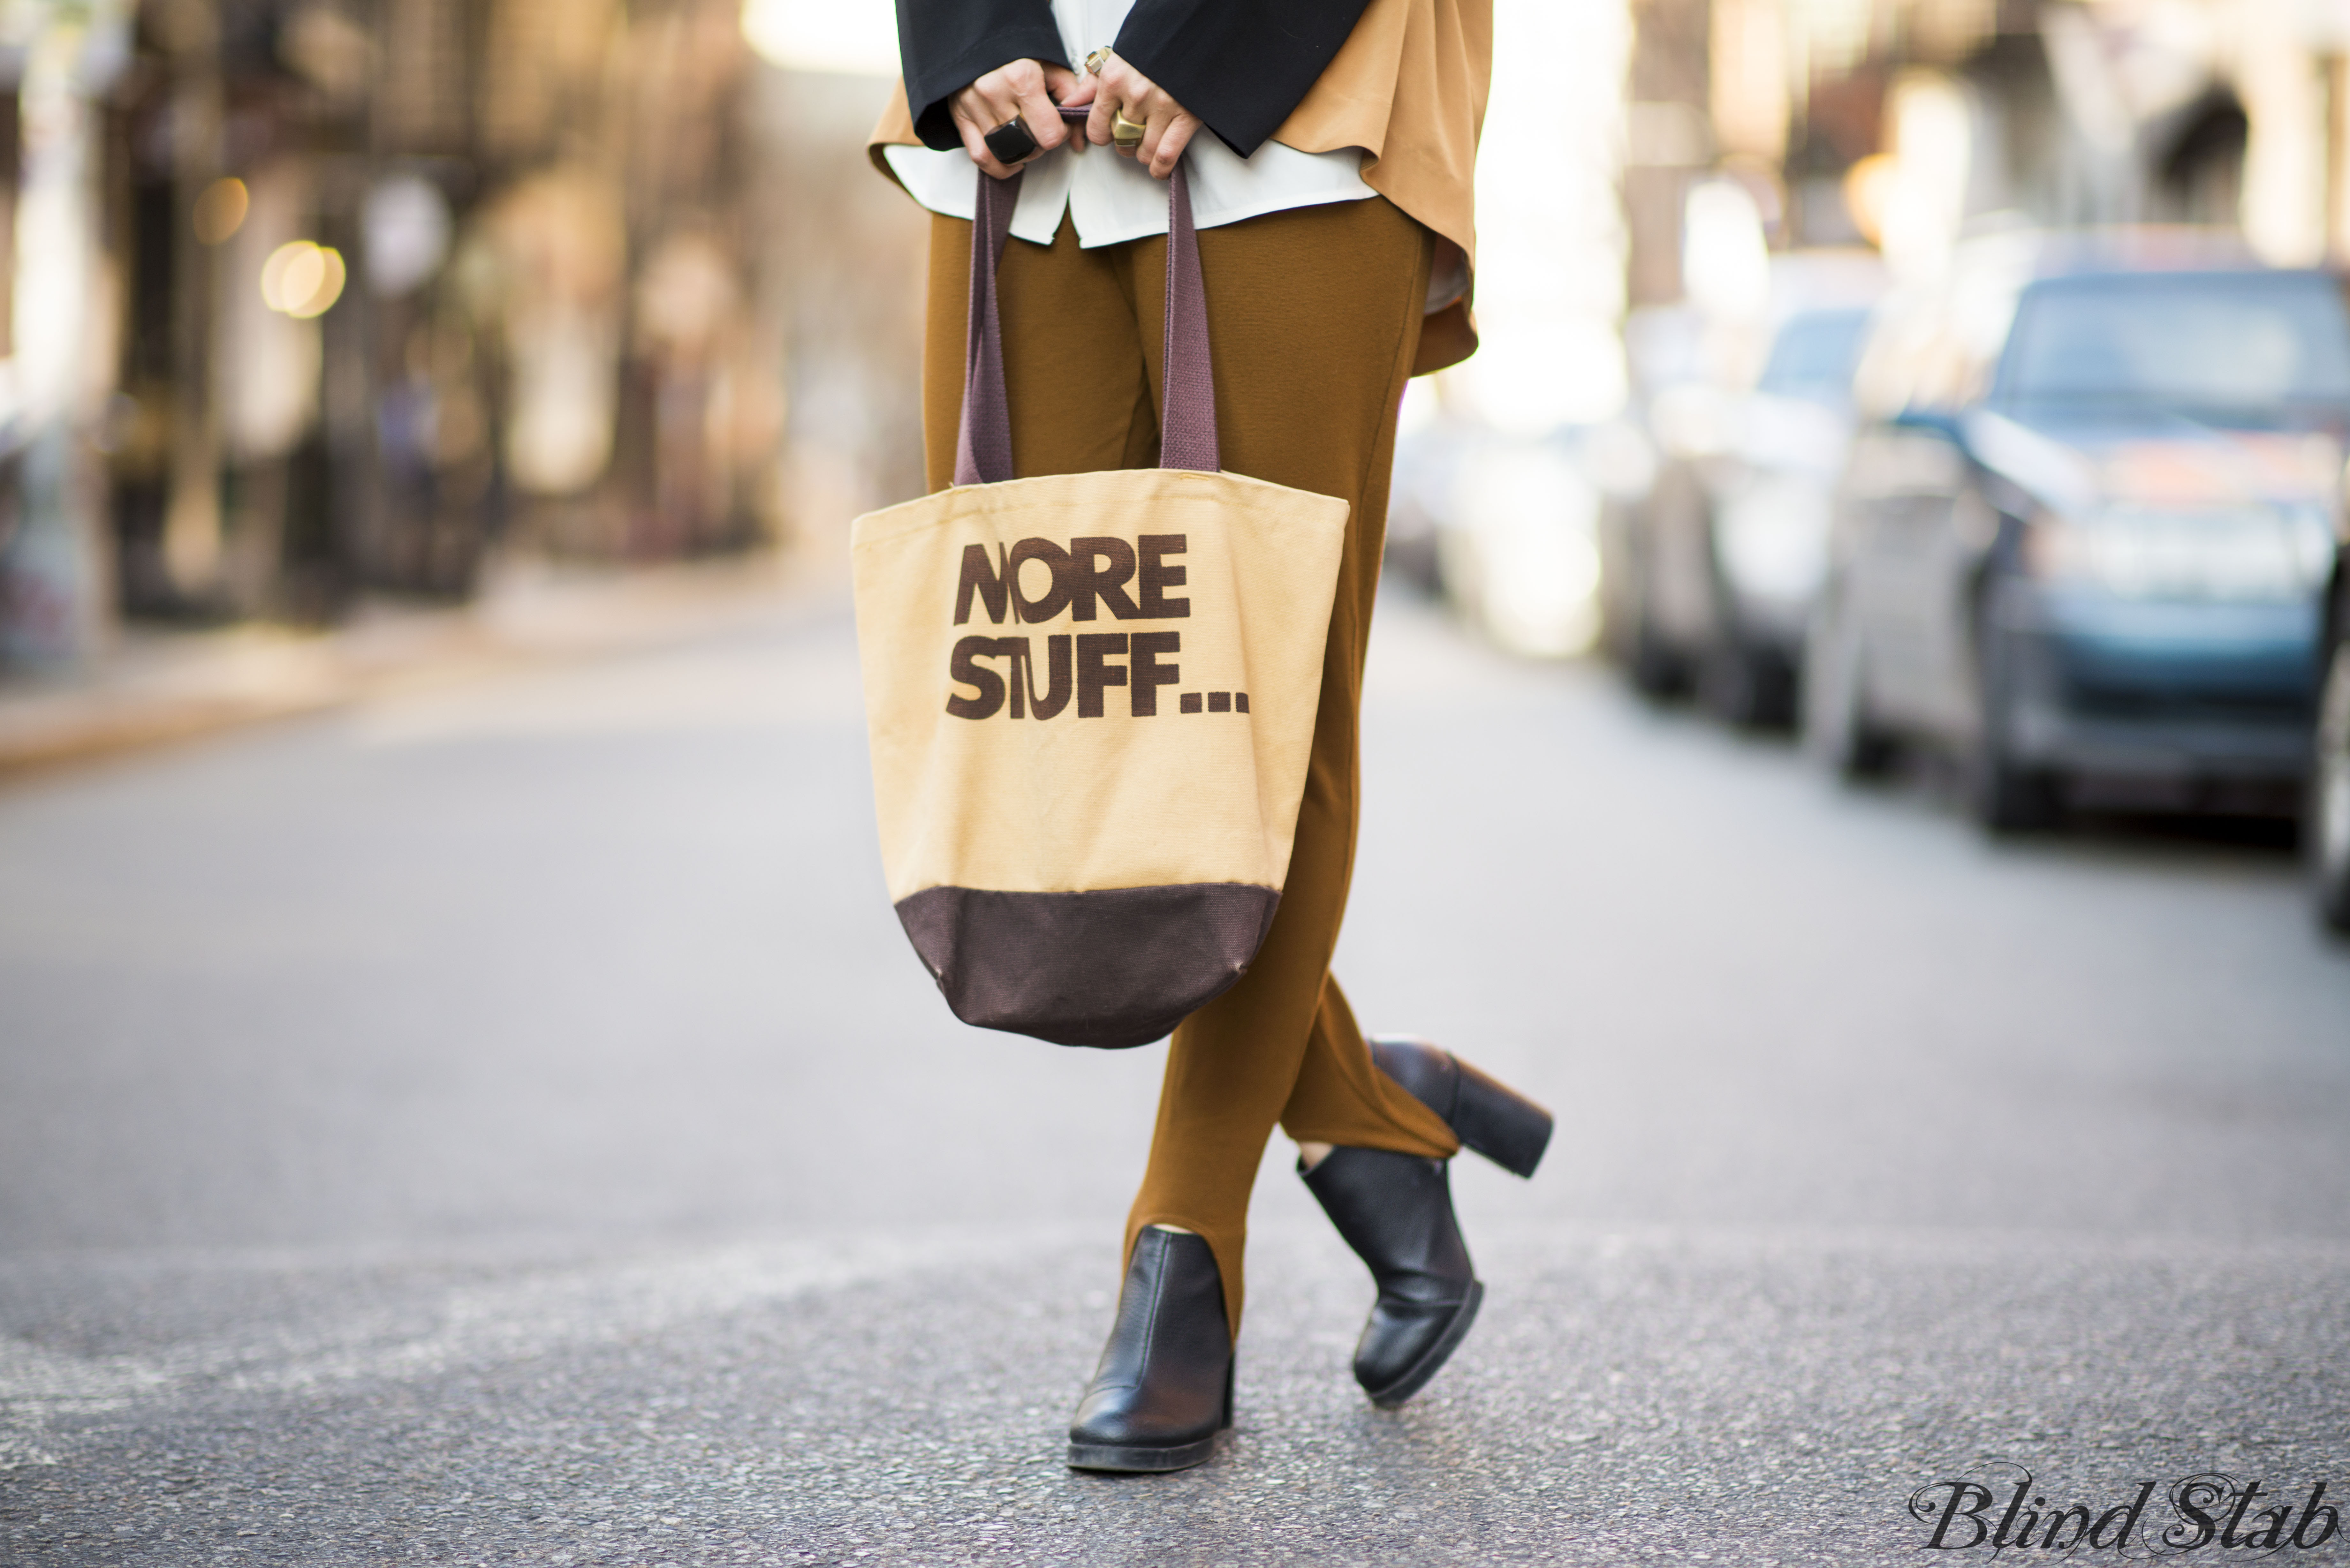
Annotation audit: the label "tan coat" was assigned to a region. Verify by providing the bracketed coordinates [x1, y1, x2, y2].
[867, 0, 1491, 374]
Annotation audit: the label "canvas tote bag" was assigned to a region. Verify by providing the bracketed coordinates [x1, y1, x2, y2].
[850, 144, 1348, 1049]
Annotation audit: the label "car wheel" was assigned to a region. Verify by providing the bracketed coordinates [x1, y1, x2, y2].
[1969, 749, 2061, 833]
[2310, 634, 2350, 932]
[1803, 588, 1894, 777]
[1626, 585, 1689, 698]
[1702, 639, 1797, 729]
[1970, 595, 2061, 833]
[1699, 638, 1760, 725]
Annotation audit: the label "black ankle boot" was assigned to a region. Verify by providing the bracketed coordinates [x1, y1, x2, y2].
[1066, 1227, 1233, 1472]
[1301, 1043, 1551, 1407]
[1369, 1037, 1554, 1178]
[1302, 1147, 1483, 1407]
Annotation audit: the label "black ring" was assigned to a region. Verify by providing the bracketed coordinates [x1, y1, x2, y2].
[984, 117, 1039, 165]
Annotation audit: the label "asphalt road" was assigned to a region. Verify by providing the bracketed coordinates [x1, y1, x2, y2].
[4, 583, 2347, 1566]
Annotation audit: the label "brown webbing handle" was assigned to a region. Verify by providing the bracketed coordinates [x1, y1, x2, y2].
[953, 108, 1220, 486]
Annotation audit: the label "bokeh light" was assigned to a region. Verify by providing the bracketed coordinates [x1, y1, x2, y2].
[260, 241, 348, 320]
[193, 177, 248, 245]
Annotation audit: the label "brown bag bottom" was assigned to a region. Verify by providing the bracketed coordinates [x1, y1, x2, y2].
[895, 882, 1281, 1048]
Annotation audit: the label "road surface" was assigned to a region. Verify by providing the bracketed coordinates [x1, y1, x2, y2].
[4, 584, 2347, 1564]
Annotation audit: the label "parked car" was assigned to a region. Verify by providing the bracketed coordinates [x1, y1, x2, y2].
[1393, 404, 1649, 659]
[1433, 438, 1608, 657]
[2311, 575, 2350, 929]
[1805, 230, 2350, 831]
[1608, 256, 1884, 724]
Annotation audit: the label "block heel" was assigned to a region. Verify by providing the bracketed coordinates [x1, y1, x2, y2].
[1369, 1036, 1554, 1179]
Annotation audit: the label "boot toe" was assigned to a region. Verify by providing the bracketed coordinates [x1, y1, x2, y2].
[1069, 1383, 1224, 1453]
[1067, 1382, 1222, 1476]
[1353, 1280, 1484, 1408]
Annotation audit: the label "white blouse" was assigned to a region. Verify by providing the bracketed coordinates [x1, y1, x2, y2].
[883, 0, 1375, 249]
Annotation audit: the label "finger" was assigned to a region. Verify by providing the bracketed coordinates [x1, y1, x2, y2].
[1106, 93, 1144, 156]
[972, 85, 1039, 169]
[952, 111, 1015, 179]
[995, 59, 1045, 108]
[975, 80, 1025, 133]
[1059, 77, 1099, 108]
[1092, 60, 1149, 146]
[1136, 96, 1179, 169]
[1149, 115, 1198, 179]
[1012, 75, 1065, 151]
[1103, 60, 1148, 99]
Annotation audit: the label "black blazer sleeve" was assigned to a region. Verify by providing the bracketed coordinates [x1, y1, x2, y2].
[1114, 0, 1375, 158]
[895, 0, 1070, 151]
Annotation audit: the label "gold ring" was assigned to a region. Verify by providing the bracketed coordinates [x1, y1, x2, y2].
[1111, 110, 1146, 149]
[1085, 47, 1111, 75]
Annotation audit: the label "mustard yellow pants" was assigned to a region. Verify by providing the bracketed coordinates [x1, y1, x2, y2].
[921, 192, 1460, 1337]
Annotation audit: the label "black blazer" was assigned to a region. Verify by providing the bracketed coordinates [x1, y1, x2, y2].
[895, 0, 1373, 161]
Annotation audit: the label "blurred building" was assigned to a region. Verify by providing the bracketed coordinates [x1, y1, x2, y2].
[0, 0, 922, 671]
[1629, 0, 2350, 305]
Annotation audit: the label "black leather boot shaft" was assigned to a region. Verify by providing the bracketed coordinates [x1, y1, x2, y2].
[1369, 1035, 1555, 1178]
[1066, 1227, 1232, 1472]
[1302, 1146, 1483, 1407]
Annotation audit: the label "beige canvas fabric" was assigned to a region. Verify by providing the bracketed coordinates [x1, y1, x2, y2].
[853, 466, 1346, 903]
[854, 154, 1352, 1050]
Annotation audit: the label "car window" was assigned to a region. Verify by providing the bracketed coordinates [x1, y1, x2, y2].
[1851, 265, 2024, 420]
[1993, 273, 2350, 412]
[1756, 310, 1873, 404]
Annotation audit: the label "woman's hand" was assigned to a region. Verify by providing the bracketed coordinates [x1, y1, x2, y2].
[949, 59, 1084, 180]
[1081, 52, 1202, 180]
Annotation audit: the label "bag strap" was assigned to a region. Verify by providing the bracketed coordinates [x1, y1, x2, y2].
[954, 107, 1220, 486]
